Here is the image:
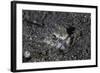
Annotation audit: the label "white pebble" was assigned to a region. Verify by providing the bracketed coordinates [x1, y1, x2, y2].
[24, 51, 31, 58]
[29, 37, 32, 40]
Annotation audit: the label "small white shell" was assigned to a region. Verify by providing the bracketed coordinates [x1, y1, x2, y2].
[24, 51, 31, 58]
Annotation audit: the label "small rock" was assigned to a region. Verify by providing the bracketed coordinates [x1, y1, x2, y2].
[29, 37, 32, 40]
[33, 20, 37, 23]
[24, 51, 31, 58]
